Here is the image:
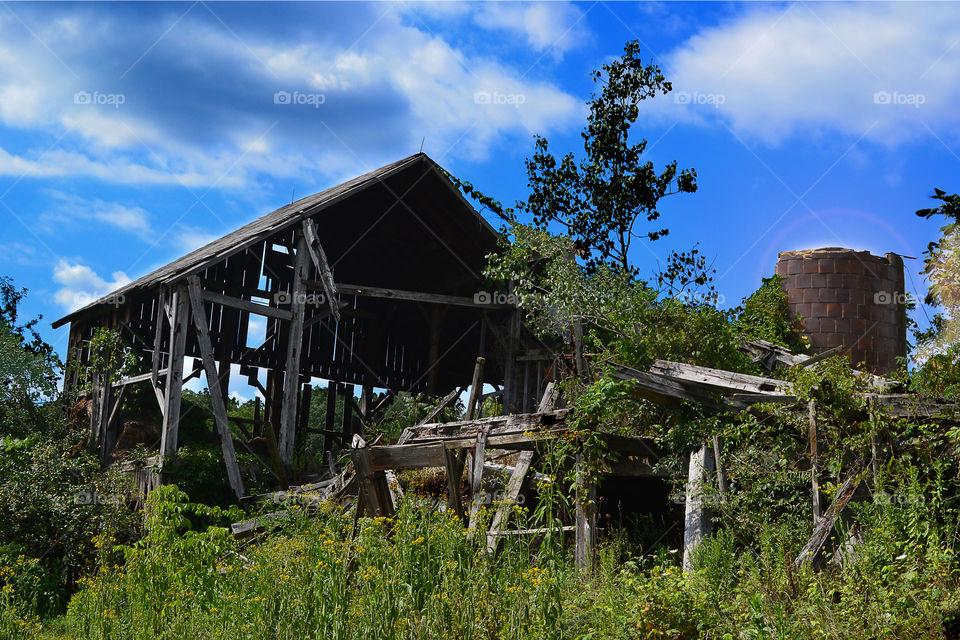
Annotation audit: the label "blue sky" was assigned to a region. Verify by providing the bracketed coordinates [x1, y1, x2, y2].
[2, 1, 959, 384]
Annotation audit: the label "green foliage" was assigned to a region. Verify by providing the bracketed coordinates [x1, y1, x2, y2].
[914, 188, 960, 362]
[485, 224, 751, 377]
[735, 275, 807, 353]
[67, 493, 567, 640]
[450, 40, 696, 276]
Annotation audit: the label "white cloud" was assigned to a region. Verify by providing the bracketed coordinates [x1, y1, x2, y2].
[39, 192, 153, 239]
[660, 3, 960, 145]
[0, 4, 584, 188]
[52, 259, 131, 312]
[473, 2, 589, 59]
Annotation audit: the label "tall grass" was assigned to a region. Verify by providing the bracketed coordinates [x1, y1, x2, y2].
[65, 486, 568, 640]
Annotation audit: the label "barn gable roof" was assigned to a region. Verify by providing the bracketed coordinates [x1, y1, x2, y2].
[53, 153, 496, 329]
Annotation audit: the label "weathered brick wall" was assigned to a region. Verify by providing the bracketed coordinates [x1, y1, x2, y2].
[775, 247, 906, 374]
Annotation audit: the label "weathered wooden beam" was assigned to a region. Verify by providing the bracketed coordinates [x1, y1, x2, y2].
[575, 449, 597, 571]
[323, 382, 337, 454]
[301, 218, 341, 322]
[160, 286, 189, 460]
[467, 425, 491, 531]
[682, 444, 715, 572]
[809, 399, 821, 523]
[537, 381, 559, 413]
[367, 442, 446, 471]
[486, 450, 535, 553]
[713, 435, 728, 494]
[150, 289, 166, 409]
[110, 369, 169, 389]
[397, 387, 461, 445]
[443, 443, 466, 520]
[351, 435, 394, 518]
[201, 289, 292, 322]
[466, 357, 485, 421]
[864, 393, 960, 419]
[794, 459, 868, 569]
[186, 276, 246, 501]
[406, 409, 569, 442]
[650, 359, 792, 396]
[278, 233, 310, 463]
[608, 362, 721, 408]
[303, 281, 514, 310]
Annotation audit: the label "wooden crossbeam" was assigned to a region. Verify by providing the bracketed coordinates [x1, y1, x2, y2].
[201, 289, 292, 321]
[110, 369, 169, 389]
[186, 276, 246, 501]
[303, 281, 514, 309]
[301, 218, 341, 322]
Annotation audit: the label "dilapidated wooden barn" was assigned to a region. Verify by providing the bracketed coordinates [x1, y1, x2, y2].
[53, 153, 558, 500]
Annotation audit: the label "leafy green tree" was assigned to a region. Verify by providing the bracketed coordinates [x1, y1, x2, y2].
[915, 189, 960, 362]
[454, 40, 697, 277]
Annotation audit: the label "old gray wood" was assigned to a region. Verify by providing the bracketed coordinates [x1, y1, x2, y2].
[186, 276, 246, 501]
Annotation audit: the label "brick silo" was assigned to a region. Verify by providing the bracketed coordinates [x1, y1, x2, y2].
[774, 247, 907, 374]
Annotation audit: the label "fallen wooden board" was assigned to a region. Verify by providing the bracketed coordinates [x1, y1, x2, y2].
[794, 459, 868, 569]
[405, 409, 570, 443]
[650, 359, 792, 395]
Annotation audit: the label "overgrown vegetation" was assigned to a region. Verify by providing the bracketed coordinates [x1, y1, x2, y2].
[4, 42, 960, 640]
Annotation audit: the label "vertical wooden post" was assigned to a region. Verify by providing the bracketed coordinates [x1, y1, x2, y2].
[278, 233, 310, 463]
[160, 286, 188, 460]
[683, 444, 715, 572]
[351, 435, 394, 518]
[443, 444, 466, 520]
[97, 376, 115, 462]
[575, 449, 597, 571]
[466, 357, 485, 421]
[187, 276, 245, 501]
[360, 383, 373, 423]
[253, 396, 262, 437]
[88, 372, 100, 453]
[467, 425, 490, 532]
[342, 383, 354, 437]
[294, 383, 311, 454]
[324, 382, 337, 454]
[809, 399, 821, 523]
[713, 435, 728, 494]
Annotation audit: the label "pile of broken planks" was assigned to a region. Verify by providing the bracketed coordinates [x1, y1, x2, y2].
[231, 383, 663, 570]
[610, 343, 960, 570]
